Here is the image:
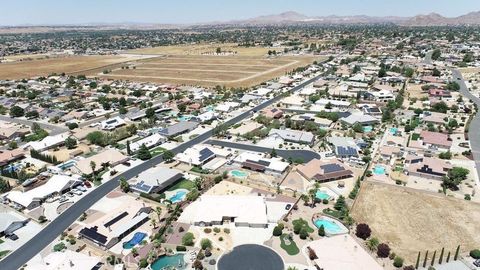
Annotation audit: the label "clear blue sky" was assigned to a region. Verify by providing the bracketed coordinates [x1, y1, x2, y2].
[2, 0, 480, 25]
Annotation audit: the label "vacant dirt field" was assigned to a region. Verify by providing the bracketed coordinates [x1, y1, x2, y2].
[0, 55, 143, 80]
[127, 43, 279, 57]
[351, 181, 480, 263]
[100, 54, 320, 87]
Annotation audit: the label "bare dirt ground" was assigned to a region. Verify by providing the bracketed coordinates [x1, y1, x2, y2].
[99, 54, 319, 87]
[351, 181, 480, 263]
[0, 55, 143, 79]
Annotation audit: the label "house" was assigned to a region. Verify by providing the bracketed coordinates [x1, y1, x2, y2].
[365, 90, 395, 102]
[315, 99, 351, 108]
[191, 111, 217, 123]
[296, 159, 353, 183]
[290, 113, 332, 128]
[0, 148, 25, 166]
[159, 121, 199, 137]
[360, 104, 382, 116]
[101, 116, 126, 131]
[340, 114, 379, 126]
[25, 133, 69, 152]
[428, 88, 452, 98]
[24, 249, 100, 270]
[215, 102, 240, 112]
[234, 152, 289, 174]
[129, 133, 166, 153]
[6, 175, 82, 210]
[268, 128, 315, 145]
[0, 211, 29, 238]
[229, 122, 263, 136]
[407, 156, 452, 180]
[130, 167, 183, 194]
[327, 136, 359, 158]
[262, 108, 283, 119]
[0, 121, 30, 140]
[175, 146, 216, 166]
[422, 112, 448, 125]
[251, 87, 273, 97]
[419, 130, 452, 151]
[379, 146, 402, 161]
[182, 195, 269, 228]
[73, 149, 129, 175]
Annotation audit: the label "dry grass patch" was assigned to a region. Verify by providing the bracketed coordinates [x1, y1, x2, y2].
[351, 181, 480, 263]
[127, 43, 277, 57]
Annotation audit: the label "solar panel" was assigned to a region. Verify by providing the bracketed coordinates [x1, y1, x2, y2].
[79, 227, 108, 245]
[320, 163, 344, 173]
[104, 212, 128, 228]
[337, 146, 358, 156]
[132, 181, 152, 193]
[199, 148, 215, 162]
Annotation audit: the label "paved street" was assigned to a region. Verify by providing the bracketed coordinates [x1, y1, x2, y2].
[451, 69, 480, 183]
[0, 115, 69, 136]
[207, 139, 320, 162]
[0, 73, 323, 270]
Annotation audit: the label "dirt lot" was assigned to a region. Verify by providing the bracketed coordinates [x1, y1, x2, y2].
[100, 54, 319, 87]
[0, 55, 143, 79]
[351, 181, 480, 263]
[127, 43, 278, 57]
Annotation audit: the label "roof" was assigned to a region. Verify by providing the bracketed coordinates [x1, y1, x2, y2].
[130, 167, 183, 193]
[24, 250, 100, 270]
[234, 152, 289, 173]
[296, 159, 353, 181]
[0, 148, 25, 165]
[74, 149, 128, 175]
[340, 114, 379, 126]
[420, 130, 452, 147]
[130, 133, 166, 152]
[186, 195, 269, 225]
[269, 128, 314, 144]
[159, 121, 199, 137]
[26, 133, 68, 151]
[175, 145, 216, 166]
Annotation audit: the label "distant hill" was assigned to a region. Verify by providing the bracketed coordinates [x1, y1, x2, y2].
[402, 11, 480, 26]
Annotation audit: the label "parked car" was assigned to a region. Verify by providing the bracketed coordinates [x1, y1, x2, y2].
[65, 192, 74, 198]
[285, 204, 292, 210]
[59, 196, 69, 203]
[8, 234, 18, 241]
[76, 186, 87, 192]
[46, 197, 59, 203]
[473, 259, 480, 267]
[72, 190, 82, 196]
[84, 181, 92, 188]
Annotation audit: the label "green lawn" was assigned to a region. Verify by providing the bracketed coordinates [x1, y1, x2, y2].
[292, 218, 314, 233]
[190, 166, 210, 174]
[166, 179, 196, 191]
[280, 234, 300, 255]
[0, 250, 10, 259]
[0, 239, 4, 244]
[411, 133, 420, 141]
[150, 146, 166, 157]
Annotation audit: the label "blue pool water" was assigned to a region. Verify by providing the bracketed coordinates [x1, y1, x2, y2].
[389, 127, 398, 135]
[57, 160, 76, 170]
[373, 165, 386, 175]
[169, 190, 187, 203]
[123, 232, 146, 249]
[178, 115, 193, 121]
[363, 126, 373, 132]
[230, 170, 248, 178]
[314, 219, 343, 234]
[315, 190, 330, 200]
[151, 254, 187, 270]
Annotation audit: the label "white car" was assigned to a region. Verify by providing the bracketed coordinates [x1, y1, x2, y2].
[59, 196, 69, 203]
[46, 197, 59, 203]
[76, 186, 87, 192]
[72, 190, 83, 196]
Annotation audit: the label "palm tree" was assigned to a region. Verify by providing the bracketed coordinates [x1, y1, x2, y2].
[90, 161, 96, 178]
[194, 177, 203, 190]
[151, 218, 157, 228]
[308, 188, 317, 207]
[155, 207, 162, 221]
[301, 194, 310, 206]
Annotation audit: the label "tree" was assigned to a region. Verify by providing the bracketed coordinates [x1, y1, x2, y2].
[64, 137, 77, 149]
[182, 232, 195, 246]
[334, 195, 346, 211]
[470, 249, 480, 259]
[216, 47, 221, 54]
[67, 122, 78, 130]
[126, 140, 131, 155]
[355, 223, 371, 240]
[90, 161, 96, 177]
[193, 260, 203, 270]
[415, 251, 421, 269]
[10, 106, 24, 117]
[454, 245, 460, 260]
[162, 150, 175, 162]
[0, 177, 11, 192]
[137, 144, 152, 160]
[377, 243, 390, 258]
[8, 141, 17, 150]
[299, 227, 309, 239]
[318, 225, 325, 237]
[155, 206, 162, 221]
[353, 123, 363, 133]
[145, 108, 155, 118]
[431, 49, 441, 60]
[439, 247, 445, 264]
[443, 167, 469, 190]
[273, 225, 283, 236]
[86, 131, 107, 146]
[200, 238, 212, 250]
[431, 101, 449, 113]
[431, 250, 436, 266]
[26, 111, 39, 119]
[271, 148, 277, 158]
[119, 177, 129, 192]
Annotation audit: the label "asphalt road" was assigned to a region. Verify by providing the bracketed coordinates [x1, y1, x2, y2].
[207, 139, 320, 162]
[0, 115, 69, 136]
[451, 69, 480, 181]
[0, 74, 323, 270]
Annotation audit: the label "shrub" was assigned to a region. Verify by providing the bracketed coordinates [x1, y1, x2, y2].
[273, 225, 283, 236]
[470, 249, 480, 259]
[200, 238, 212, 250]
[53, 242, 66, 252]
[318, 225, 325, 237]
[299, 228, 309, 240]
[213, 227, 221, 233]
[218, 236, 223, 241]
[204, 228, 212, 234]
[394, 256, 404, 268]
[322, 199, 329, 204]
[182, 232, 195, 246]
[223, 228, 230, 234]
[377, 243, 391, 258]
[139, 258, 148, 268]
[355, 223, 371, 240]
[176, 246, 187, 252]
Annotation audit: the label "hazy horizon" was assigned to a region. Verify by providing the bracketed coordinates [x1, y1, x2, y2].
[1, 0, 480, 26]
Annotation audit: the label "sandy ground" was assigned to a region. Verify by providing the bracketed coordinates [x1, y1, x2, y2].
[204, 180, 253, 196]
[351, 181, 480, 263]
[47, 143, 91, 162]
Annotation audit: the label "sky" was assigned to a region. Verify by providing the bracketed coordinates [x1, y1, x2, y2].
[2, 0, 480, 26]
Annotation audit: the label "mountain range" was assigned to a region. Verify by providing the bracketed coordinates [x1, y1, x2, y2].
[217, 11, 480, 26]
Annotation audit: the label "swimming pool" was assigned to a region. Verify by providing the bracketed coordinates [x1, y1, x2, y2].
[168, 190, 187, 203]
[151, 254, 187, 270]
[230, 170, 248, 178]
[178, 115, 193, 121]
[389, 127, 398, 135]
[373, 165, 386, 175]
[363, 126, 373, 132]
[314, 218, 347, 235]
[123, 232, 146, 249]
[315, 190, 330, 200]
[57, 160, 76, 170]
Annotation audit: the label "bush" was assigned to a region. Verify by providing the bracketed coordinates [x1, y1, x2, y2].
[223, 228, 230, 234]
[139, 258, 148, 268]
[470, 249, 480, 259]
[273, 225, 283, 236]
[204, 228, 212, 234]
[299, 228, 309, 239]
[318, 225, 325, 237]
[355, 223, 371, 240]
[53, 242, 66, 252]
[200, 238, 212, 250]
[393, 256, 404, 268]
[182, 232, 195, 246]
[377, 243, 391, 258]
[176, 245, 187, 252]
[213, 227, 221, 233]
[322, 199, 329, 204]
